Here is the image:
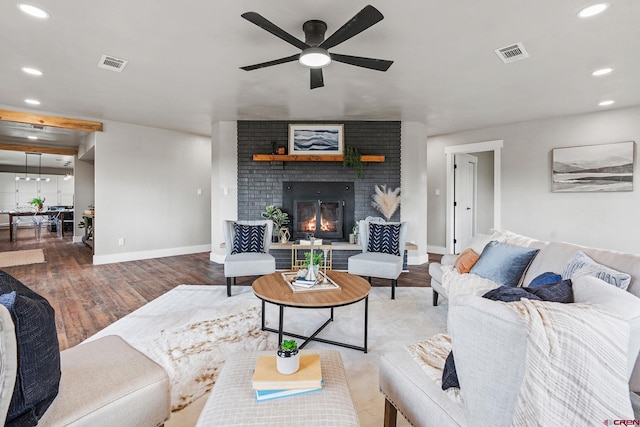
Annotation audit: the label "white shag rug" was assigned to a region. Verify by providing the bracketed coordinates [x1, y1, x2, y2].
[88, 284, 448, 427]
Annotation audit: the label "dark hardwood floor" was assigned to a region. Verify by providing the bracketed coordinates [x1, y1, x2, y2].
[0, 228, 434, 350]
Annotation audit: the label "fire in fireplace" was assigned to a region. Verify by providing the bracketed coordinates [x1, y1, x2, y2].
[295, 200, 343, 237]
[283, 181, 355, 242]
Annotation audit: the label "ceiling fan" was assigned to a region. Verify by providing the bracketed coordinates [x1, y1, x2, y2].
[240, 5, 393, 89]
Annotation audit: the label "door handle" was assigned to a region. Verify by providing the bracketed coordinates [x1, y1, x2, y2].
[466, 207, 471, 210]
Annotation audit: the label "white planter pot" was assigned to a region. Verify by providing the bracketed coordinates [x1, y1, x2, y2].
[276, 350, 300, 375]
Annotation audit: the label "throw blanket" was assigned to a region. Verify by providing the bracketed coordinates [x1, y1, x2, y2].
[406, 334, 462, 403]
[507, 299, 633, 425]
[441, 264, 500, 301]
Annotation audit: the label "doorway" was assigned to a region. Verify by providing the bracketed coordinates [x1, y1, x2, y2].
[445, 140, 503, 254]
[453, 154, 477, 253]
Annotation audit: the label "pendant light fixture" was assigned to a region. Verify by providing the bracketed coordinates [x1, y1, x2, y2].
[15, 152, 51, 182]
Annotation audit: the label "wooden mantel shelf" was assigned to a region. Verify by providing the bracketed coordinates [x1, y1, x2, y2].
[252, 154, 385, 162]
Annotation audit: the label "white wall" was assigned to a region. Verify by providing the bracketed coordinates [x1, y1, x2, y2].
[210, 121, 238, 263]
[93, 120, 212, 264]
[401, 122, 429, 264]
[428, 106, 640, 255]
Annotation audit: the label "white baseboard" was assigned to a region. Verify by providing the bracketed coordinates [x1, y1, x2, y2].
[427, 245, 448, 255]
[93, 244, 212, 265]
[210, 252, 225, 264]
[408, 253, 429, 265]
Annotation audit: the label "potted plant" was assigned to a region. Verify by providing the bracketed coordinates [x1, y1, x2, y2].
[29, 196, 46, 212]
[261, 205, 290, 242]
[303, 251, 324, 273]
[276, 339, 300, 375]
[343, 145, 363, 179]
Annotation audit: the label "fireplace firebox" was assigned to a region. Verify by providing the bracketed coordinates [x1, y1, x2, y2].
[283, 182, 354, 242]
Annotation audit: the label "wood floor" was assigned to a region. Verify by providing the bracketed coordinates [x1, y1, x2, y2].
[0, 228, 435, 351]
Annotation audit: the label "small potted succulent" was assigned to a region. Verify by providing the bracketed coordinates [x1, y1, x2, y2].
[276, 339, 300, 375]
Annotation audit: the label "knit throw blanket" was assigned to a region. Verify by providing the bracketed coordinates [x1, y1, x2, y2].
[506, 299, 633, 425]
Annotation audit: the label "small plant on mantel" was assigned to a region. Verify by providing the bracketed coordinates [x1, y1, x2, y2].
[342, 146, 363, 179]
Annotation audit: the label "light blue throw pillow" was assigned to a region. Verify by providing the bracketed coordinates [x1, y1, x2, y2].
[469, 241, 539, 287]
[561, 251, 631, 290]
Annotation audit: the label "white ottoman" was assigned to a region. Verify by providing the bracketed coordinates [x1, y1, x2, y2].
[195, 350, 359, 426]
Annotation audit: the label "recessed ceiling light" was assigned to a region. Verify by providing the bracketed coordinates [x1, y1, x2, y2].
[24, 99, 40, 105]
[598, 100, 615, 106]
[591, 67, 613, 76]
[22, 67, 43, 76]
[27, 136, 38, 140]
[577, 3, 610, 18]
[17, 3, 50, 19]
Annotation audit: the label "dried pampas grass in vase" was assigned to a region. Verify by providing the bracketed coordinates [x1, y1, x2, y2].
[371, 185, 401, 221]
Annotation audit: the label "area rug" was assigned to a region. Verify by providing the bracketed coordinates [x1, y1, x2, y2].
[0, 249, 45, 268]
[88, 284, 449, 426]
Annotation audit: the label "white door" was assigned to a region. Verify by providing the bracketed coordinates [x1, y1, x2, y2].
[454, 154, 477, 253]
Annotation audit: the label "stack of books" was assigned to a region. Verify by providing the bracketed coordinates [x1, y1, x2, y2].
[251, 354, 323, 402]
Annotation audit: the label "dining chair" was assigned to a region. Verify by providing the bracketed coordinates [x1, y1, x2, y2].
[11, 207, 37, 241]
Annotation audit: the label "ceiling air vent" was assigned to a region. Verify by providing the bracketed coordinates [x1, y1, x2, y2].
[31, 125, 45, 130]
[98, 54, 128, 72]
[494, 42, 529, 63]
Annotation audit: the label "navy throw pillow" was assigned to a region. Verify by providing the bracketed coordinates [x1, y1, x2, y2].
[441, 351, 459, 391]
[524, 279, 573, 303]
[469, 241, 539, 287]
[231, 223, 266, 254]
[482, 286, 543, 302]
[367, 223, 401, 256]
[528, 272, 562, 287]
[0, 271, 60, 427]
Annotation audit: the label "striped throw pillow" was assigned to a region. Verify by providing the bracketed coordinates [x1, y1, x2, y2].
[561, 251, 631, 290]
[367, 223, 401, 256]
[231, 223, 266, 254]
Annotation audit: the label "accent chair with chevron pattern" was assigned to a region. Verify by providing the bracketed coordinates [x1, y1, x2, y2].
[348, 219, 408, 299]
[223, 220, 276, 297]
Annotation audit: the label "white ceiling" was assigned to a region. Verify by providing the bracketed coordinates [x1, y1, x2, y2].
[0, 1, 639, 147]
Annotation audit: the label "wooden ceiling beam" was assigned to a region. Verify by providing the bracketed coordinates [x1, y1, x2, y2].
[0, 142, 78, 156]
[0, 109, 103, 132]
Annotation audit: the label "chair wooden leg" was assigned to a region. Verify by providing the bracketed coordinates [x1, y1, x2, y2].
[433, 290, 439, 306]
[226, 277, 231, 297]
[367, 276, 372, 283]
[391, 279, 396, 300]
[384, 397, 398, 427]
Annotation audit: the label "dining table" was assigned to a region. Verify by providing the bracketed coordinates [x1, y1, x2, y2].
[7, 210, 68, 241]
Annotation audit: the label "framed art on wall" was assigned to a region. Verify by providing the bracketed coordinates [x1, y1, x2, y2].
[288, 124, 344, 155]
[551, 141, 634, 192]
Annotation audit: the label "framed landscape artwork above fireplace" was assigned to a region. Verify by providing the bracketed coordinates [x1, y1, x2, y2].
[289, 124, 344, 155]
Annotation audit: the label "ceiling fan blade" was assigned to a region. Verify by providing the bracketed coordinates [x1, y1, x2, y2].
[319, 5, 384, 50]
[240, 54, 299, 71]
[241, 12, 309, 51]
[310, 68, 324, 89]
[330, 53, 393, 71]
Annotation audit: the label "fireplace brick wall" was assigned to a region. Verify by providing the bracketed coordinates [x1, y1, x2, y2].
[237, 120, 401, 237]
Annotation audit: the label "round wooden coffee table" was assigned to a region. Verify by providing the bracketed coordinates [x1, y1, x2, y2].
[252, 271, 371, 353]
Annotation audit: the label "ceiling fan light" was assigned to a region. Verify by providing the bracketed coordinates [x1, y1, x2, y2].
[299, 48, 331, 68]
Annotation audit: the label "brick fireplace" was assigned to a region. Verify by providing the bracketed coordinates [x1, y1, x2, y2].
[237, 120, 401, 242]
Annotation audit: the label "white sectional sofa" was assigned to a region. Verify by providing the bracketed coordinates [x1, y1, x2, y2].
[380, 230, 640, 426]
